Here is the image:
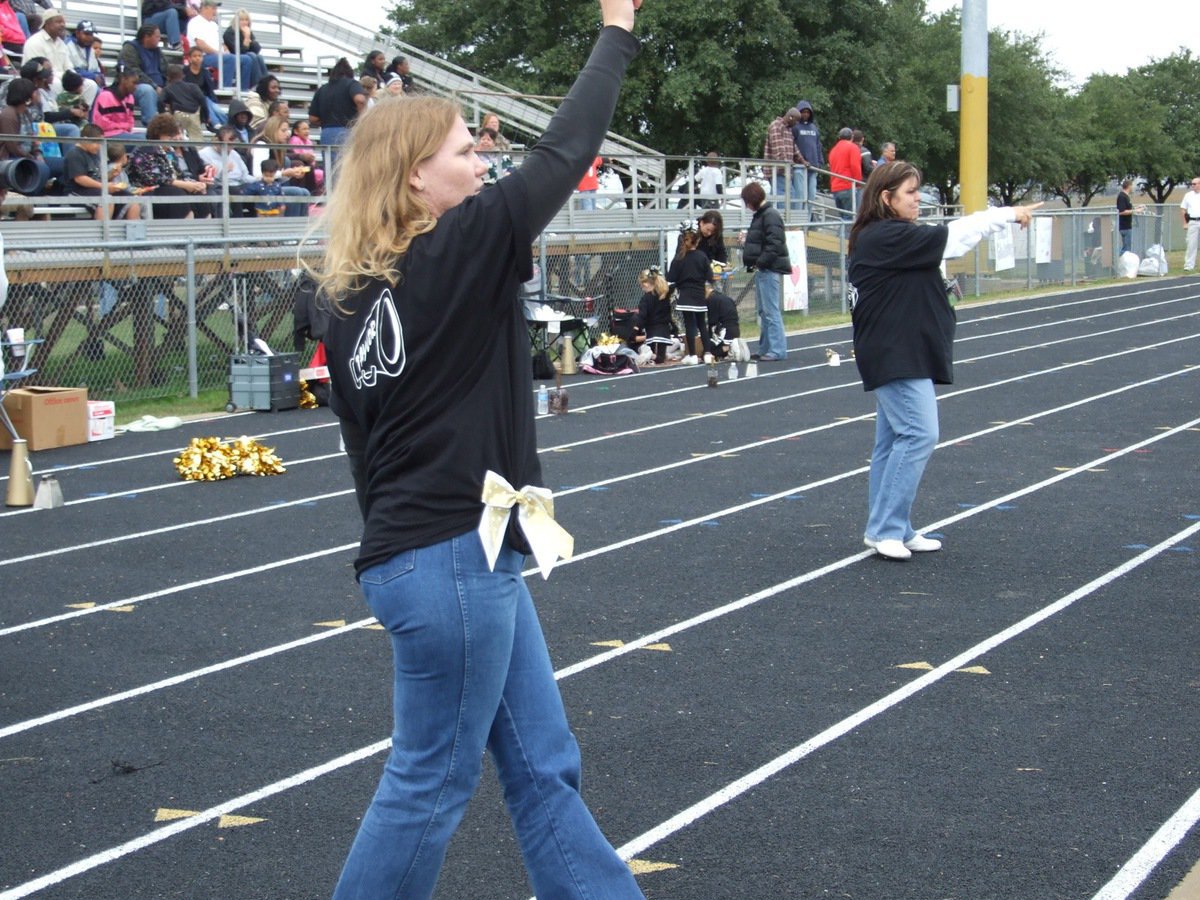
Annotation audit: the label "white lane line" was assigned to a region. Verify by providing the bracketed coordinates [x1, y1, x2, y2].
[612, 519, 1200, 865]
[564, 303, 1200, 415]
[0, 487, 354, 567]
[7, 319, 1193, 566]
[5, 386, 1194, 739]
[0, 619, 376, 740]
[0, 545, 358, 638]
[1, 366, 1194, 639]
[8, 476, 1196, 900]
[1092, 784, 1200, 900]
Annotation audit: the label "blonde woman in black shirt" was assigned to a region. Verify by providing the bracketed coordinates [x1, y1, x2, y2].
[316, 2, 646, 897]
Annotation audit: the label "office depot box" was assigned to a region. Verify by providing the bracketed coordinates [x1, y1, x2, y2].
[87, 400, 116, 442]
[228, 353, 300, 412]
[0, 387, 89, 451]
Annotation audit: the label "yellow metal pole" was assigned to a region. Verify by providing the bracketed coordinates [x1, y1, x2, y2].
[959, 0, 988, 213]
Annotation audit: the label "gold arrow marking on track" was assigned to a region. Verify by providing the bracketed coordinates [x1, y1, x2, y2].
[315, 620, 346, 628]
[108, 606, 136, 613]
[66, 602, 96, 610]
[591, 639, 671, 652]
[218, 814, 266, 828]
[896, 661, 989, 675]
[155, 808, 198, 822]
[628, 859, 679, 875]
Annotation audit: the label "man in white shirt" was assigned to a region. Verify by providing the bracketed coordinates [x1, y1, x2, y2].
[694, 151, 725, 209]
[186, 0, 253, 88]
[22, 10, 97, 104]
[1180, 177, 1200, 272]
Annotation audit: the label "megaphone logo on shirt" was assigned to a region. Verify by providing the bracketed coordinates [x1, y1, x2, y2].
[349, 289, 406, 389]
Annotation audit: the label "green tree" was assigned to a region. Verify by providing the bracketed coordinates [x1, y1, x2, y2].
[1129, 50, 1200, 204]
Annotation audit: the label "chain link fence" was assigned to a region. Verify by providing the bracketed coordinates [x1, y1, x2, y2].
[0, 207, 1181, 407]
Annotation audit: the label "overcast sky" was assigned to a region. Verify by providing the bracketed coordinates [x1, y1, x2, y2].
[924, 0, 1191, 86]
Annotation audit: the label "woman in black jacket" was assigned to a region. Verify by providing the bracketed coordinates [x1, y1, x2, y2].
[740, 181, 789, 360]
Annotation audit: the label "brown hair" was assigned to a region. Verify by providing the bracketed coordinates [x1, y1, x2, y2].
[848, 160, 922, 254]
[741, 181, 766, 211]
[145, 113, 180, 141]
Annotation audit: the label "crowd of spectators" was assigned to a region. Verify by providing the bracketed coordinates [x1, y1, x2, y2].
[0, 6, 437, 221]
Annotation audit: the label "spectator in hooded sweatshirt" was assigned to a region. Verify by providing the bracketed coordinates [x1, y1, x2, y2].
[791, 99, 822, 217]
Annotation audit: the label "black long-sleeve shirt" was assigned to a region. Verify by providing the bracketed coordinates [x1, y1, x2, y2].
[324, 26, 639, 576]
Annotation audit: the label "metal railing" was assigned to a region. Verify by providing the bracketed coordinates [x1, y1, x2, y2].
[0, 208, 1177, 408]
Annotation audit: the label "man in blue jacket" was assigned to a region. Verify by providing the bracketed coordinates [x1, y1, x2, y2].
[791, 100, 823, 218]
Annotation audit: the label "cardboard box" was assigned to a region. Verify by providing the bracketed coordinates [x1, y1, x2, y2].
[87, 400, 116, 442]
[1, 387, 89, 451]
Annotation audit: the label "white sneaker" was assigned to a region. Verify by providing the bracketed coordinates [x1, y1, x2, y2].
[682, 355, 699, 365]
[904, 534, 942, 553]
[703, 352, 715, 364]
[863, 537, 911, 560]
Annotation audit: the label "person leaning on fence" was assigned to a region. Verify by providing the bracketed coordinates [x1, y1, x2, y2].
[740, 179, 789, 361]
[312, 1, 646, 896]
[64, 122, 142, 219]
[848, 161, 1039, 561]
[635, 265, 675, 365]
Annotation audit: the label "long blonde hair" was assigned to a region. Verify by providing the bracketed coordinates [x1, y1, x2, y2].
[308, 95, 461, 304]
[639, 267, 668, 300]
[259, 116, 290, 166]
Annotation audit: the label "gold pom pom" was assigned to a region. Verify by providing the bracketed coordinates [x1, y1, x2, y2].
[173, 436, 286, 481]
[299, 379, 318, 410]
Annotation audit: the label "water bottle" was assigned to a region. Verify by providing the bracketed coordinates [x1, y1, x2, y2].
[707, 361, 718, 388]
[536, 384, 549, 415]
[727, 362, 738, 381]
[746, 360, 758, 378]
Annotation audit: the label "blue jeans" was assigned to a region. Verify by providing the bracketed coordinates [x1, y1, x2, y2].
[142, 9, 180, 44]
[1119, 228, 1132, 255]
[333, 534, 642, 900]
[772, 171, 787, 206]
[204, 96, 227, 127]
[203, 51, 254, 88]
[753, 269, 786, 359]
[866, 378, 939, 542]
[319, 125, 349, 189]
[833, 189, 855, 218]
[790, 165, 816, 213]
[576, 189, 596, 211]
[133, 83, 159, 124]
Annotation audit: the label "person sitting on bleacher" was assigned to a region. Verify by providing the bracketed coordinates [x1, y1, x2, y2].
[286, 118, 322, 193]
[119, 24, 168, 125]
[187, 0, 253, 89]
[0, 0, 27, 60]
[139, 0, 182, 50]
[252, 98, 286, 140]
[242, 73, 277, 130]
[55, 69, 88, 116]
[127, 112, 212, 218]
[64, 122, 143, 219]
[0, 78, 53, 195]
[91, 64, 141, 140]
[249, 116, 309, 216]
[222, 9, 267, 85]
[65, 19, 105, 91]
[23, 9, 97, 104]
[360, 49, 386, 84]
[11, 0, 50, 37]
[161, 62, 207, 139]
[22, 57, 82, 152]
[182, 43, 226, 128]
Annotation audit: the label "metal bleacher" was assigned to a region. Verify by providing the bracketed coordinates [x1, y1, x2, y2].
[53, 0, 666, 194]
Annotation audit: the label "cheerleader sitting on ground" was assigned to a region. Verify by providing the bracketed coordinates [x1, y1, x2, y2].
[635, 266, 677, 365]
[705, 279, 750, 362]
